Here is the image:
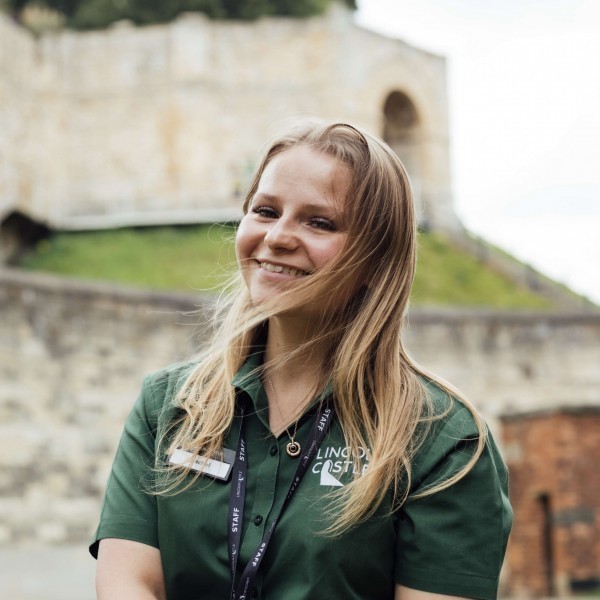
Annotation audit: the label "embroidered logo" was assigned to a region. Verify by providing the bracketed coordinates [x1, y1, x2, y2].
[312, 446, 370, 486]
[319, 460, 345, 487]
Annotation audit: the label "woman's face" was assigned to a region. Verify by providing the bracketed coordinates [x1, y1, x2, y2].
[235, 145, 353, 316]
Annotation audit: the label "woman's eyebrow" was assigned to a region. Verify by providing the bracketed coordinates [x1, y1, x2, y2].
[303, 203, 341, 216]
[252, 192, 278, 202]
[253, 193, 340, 215]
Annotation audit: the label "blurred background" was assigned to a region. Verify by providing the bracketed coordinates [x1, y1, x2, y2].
[0, 0, 598, 598]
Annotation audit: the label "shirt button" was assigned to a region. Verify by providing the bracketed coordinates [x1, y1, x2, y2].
[270, 445, 278, 456]
[253, 515, 263, 526]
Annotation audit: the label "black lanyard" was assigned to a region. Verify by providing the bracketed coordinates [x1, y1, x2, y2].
[227, 400, 335, 600]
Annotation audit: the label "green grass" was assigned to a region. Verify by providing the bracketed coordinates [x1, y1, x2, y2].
[411, 234, 553, 309]
[19, 225, 554, 309]
[20, 224, 239, 293]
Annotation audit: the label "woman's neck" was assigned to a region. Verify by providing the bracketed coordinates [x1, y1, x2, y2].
[262, 316, 329, 434]
[264, 316, 328, 374]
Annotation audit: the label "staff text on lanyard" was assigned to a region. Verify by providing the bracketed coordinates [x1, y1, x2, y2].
[227, 400, 335, 600]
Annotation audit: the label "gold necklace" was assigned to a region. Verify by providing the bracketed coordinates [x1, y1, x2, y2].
[264, 373, 302, 458]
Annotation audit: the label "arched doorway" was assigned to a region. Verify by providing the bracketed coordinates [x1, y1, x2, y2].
[0, 210, 51, 264]
[382, 91, 426, 226]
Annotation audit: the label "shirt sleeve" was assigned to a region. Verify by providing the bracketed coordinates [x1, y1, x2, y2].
[89, 372, 167, 558]
[394, 404, 513, 600]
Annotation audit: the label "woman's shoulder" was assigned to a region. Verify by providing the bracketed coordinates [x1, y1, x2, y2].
[137, 360, 200, 419]
[142, 359, 199, 391]
[412, 375, 485, 480]
[403, 375, 493, 495]
[418, 375, 482, 438]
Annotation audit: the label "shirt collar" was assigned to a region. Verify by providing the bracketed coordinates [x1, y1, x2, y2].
[231, 349, 265, 401]
[232, 350, 333, 431]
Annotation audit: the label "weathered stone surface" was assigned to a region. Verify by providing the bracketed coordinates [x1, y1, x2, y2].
[0, 6, 460, 233]
[0, 268, 210, 546]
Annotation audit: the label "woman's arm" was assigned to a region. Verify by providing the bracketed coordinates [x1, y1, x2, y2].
[96, 538, 166, 600]
[396, 585, 467, 600]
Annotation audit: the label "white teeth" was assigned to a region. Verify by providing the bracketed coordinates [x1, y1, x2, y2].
[259, 262, 308, 276]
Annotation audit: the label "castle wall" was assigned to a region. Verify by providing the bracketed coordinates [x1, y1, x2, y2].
[1, 268, 599, 549]
[0, 18, 37, 223]
[0, 7, 459, 232]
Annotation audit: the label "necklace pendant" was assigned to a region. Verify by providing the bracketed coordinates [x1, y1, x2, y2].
[286, 441, 301, 457]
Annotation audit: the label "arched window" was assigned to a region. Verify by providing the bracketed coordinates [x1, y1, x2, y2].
[382, 91, 425, 226]
[383, 91, 419, 144]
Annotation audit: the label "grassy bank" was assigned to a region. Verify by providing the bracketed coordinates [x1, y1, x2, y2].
[20, 224, 238, 293]
[18, 224, 553, 309]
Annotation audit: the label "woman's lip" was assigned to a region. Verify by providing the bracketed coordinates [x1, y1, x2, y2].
[256, 260, 311, 276]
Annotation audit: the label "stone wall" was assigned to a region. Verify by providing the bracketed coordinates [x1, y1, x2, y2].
[402, 309, 600, 421]
[0, 269, 210, 544]
[0, 18, 37, 227]
[2, 267, 599, 551]
[0, 6, 459, 232]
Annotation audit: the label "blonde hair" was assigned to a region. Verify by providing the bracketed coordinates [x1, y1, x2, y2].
[157, 120, 487, 533]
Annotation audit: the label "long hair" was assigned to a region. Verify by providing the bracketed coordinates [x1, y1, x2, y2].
[156, 119, 487, 533]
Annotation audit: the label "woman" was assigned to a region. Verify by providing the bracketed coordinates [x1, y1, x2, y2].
[91, 120, 512, 600]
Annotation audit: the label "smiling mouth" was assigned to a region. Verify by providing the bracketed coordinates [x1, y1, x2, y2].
[259, 261, 310, 276]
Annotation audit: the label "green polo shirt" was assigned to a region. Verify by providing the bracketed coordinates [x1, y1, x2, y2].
[91, 353, 512, 599]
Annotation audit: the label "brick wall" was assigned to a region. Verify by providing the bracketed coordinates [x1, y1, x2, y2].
[502, 410, 600, 596]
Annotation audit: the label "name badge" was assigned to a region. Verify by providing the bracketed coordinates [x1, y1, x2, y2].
[168, 448, 235, 481]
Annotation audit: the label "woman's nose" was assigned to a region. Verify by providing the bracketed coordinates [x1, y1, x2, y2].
[264, 218, 299, 250]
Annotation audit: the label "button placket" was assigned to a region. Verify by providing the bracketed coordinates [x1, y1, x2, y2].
[244, 434, 280, 550]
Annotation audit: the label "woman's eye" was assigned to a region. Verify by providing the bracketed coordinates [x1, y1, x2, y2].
[310, 218, 337, 232]
[251, 206, 278, 219]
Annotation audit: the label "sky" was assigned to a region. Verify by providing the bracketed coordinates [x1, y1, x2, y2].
[355, 0, 600, 305]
